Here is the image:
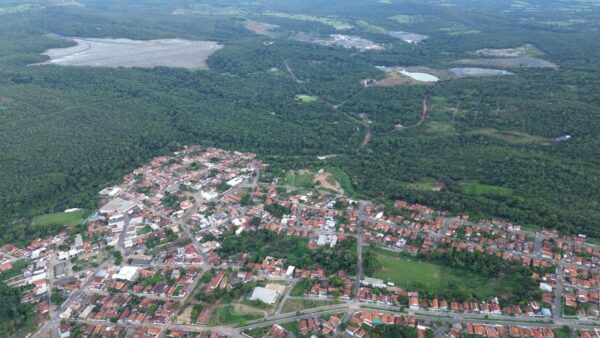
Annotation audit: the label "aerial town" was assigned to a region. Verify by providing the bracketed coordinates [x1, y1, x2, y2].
[1, 146, 600, 338]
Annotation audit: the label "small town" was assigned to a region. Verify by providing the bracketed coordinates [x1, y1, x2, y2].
[1, 146, 599, 338]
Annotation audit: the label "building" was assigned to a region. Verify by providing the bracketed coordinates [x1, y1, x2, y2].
[249, 287, 279, 304]
[113, 266, 139, 281]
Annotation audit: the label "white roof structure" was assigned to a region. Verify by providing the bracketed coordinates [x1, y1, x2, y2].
[99, 198, 137, 215]
[113, 266, 139, 281]
[249, 286, 279, 304]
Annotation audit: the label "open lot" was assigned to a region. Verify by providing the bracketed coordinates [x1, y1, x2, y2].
[281, 298, 341, 313]
[370, 248, 500, 300]
[31, 209, 89, 227]
[210, 304, 264, 326]
[459, 180, 513, 197]
[286, 170, 314, 188]
[454, 57, 558, 69]
[38, 38, 222, 69]
[467, 128, 553, 145]
[296, 94, 318, 103]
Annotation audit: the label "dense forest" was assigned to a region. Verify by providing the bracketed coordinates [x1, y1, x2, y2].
[1, 0, 600, 248]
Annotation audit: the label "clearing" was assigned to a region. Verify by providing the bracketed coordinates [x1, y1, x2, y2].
[295, 94, 318, 103]
[286, 170, 315, 188]
[313, 170, 344, 194]
[454, 57, 558, 69]
[210, 304, 264, 326]
[265, 12, 353, 30]
[408, 178, 446, 192]
[370, 248, 500, 300]
[459, 181, 513, 197]
[37, 38, 222, 69]
[281, 298, 341, 313]
[32, 209, 89, 227]
[467, 128, 553, 145]
[243, 20, 279, 36]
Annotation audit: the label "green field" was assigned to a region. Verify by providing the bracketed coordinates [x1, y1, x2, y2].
[286, 170, 314, 188]
[281, 298, 341, 313]
[356, 20, 388, 34]
[468, 128, 552, 145]
[211, 305, 263, 326]
[370, 248, 499, 300]
[408, 178, 440, 192]
[388, 14, 423, 24]
[459, 181, 513, 197]
[265, 12, 352, 30]
[296, 94, 318, 103]
[31, 209, 89, 227]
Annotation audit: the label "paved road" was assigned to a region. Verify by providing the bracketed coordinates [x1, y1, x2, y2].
[354, 201, 366, 302]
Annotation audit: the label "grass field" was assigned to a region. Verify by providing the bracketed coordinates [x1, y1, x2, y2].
[425, 121, 456, 135]
[266, 12, 352, 30]
[296, 94, 318, 103]
[31, 209, 89, 227]
[468, 128, 552, 145]
[356, 20, 388, 34]
[408, 178, 442, 192]
[370, 248, 498, 299]
[281, 298, 341, 313]
[389, 15, 423, 24]
[459, 181, 513, 197]
[210, 305, 263, 326]
[286, 170, 314, 188]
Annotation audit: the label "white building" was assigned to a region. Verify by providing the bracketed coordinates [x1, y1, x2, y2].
[249, 287, 279, 304]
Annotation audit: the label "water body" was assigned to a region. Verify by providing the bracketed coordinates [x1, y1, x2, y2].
[37, 37, 222, 69]
[399, 69, 439, 82]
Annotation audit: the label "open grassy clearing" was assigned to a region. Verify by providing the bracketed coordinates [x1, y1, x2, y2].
[295, 94, 318, 103]
[31, 209, 89, 227]
[356, 20, 388, 34]
[424, 121, 456, 135]
[210, 304, 264, 326]
[265, 12, 352, 30]
[281, 298, 341, 313]
[408, 178, 444, 192]
[388, 15, 423, 24]
[440, 26, 481, 35]
[286, 170, 315, 188]
[0, 4, 34, 14]
[459, 181, 513, 197]
[467, 128, 552, 145]
[370, 248, 500, 299]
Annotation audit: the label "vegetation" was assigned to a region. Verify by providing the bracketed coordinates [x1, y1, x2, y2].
[1, 0, 600, 243]
[280, 298, 341, 313]
[369, 247, 542, 306]
[211, 305, 263, 326]
[219, 229, 357, 274]
[0, 283, 34, 337]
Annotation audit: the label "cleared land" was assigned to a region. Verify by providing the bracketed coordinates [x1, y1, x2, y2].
[38, 38, 222, 69]
[210, 304, 264, 326]
[31, 209, 88, 227]
[454, 57, 558, 69]
[286, 170, 314, 188]
[313, 171, 344, 194]
[281, 298, 341, 313]
[459, 181, 513, 197]
[265, 12, 353, 30]
[467, 128, 553, 145]
[370, 248, 499, 299]
[296, 94, 318, 103]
